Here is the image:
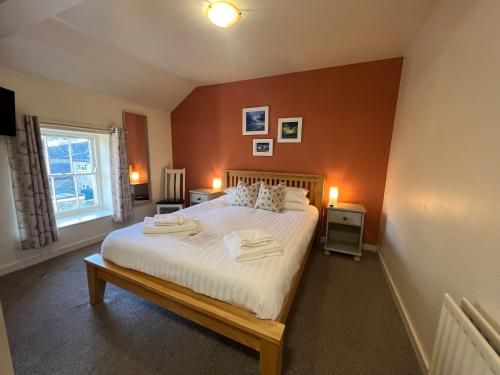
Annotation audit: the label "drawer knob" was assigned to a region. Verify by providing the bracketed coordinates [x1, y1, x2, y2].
[343, 216, 347, 221]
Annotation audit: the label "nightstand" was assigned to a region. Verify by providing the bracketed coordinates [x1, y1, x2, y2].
[190, 188, 224, 206]
[324, 203, 366, 261]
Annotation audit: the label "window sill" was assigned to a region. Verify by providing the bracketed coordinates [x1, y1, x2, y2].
[57, 209, 114, 229]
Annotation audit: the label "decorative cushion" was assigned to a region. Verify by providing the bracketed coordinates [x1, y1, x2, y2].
[233, 181, 260, 207]
[254, 182, 286, 212]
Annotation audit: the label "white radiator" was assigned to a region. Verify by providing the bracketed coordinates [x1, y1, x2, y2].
[429, 293, 500, 375]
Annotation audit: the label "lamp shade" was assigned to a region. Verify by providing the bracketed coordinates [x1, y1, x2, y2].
[131, 171, 140, 183]
[329, 186, 339, 206]
[213, 177, 222, 190]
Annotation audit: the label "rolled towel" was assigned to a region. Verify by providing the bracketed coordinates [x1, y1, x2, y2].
[143, 217, 198, 234]
[223, 233, 283, 262]
[232, 229, 273, 247]
[153, 213, 184, 226]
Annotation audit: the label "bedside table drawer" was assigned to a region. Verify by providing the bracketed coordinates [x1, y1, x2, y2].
[191, 192, 208, 204]
[328, 210, 363, 227]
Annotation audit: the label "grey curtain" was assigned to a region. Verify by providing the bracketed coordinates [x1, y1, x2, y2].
[6, 115, 59, 249]
[109, 127, 132, 223]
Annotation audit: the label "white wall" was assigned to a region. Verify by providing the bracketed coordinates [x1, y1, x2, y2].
[0, 67, 172, 274]
[379, 0, 500, 370]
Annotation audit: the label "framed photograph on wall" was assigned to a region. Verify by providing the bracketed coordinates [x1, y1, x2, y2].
[252, 139, 273, 156]
[278, 117, 302, 143]
[243, 106, 269, 135]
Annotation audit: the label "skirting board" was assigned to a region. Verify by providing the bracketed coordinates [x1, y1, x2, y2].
[0, 232, 109, 276]
[378, 251, 429, 374]
[319, 236, 378, 252]
[362, 243, 378, 252]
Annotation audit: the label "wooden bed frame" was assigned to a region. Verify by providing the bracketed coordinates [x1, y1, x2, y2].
[84, 170, 324, 374]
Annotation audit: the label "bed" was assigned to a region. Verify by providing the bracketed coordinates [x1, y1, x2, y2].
[84, 170, 324, 374]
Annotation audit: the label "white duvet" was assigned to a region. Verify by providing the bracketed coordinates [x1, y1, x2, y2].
[101, 197, 319, 320]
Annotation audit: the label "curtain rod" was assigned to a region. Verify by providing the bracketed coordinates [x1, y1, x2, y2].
[39, 119, 117, 134]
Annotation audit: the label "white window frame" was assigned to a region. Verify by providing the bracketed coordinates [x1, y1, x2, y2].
[40, 127, 104, 219]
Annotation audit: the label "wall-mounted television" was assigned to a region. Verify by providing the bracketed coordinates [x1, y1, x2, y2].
[0, 87, 16, 137]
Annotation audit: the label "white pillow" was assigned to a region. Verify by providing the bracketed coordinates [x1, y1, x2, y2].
[224, 187, 237, 195]
[223, 187, 237, 204]
[284, 197, 310, 211]
[284, 186, 309, 203]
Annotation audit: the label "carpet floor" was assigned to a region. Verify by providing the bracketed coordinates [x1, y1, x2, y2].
[0, 243, 421, 375]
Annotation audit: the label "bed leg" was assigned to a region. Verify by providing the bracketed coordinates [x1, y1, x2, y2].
[259, 339, 283, 375]
[85, 262, 106, 305]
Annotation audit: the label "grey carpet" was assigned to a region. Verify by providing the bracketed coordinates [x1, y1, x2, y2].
[0, 243, 421, 375]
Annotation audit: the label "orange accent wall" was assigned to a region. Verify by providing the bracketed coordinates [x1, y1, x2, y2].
[171, 58, 403, 244]
[124, 112, 149, 184]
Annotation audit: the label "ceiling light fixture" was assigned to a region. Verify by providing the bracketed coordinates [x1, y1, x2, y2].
[206, 1, 241, 28]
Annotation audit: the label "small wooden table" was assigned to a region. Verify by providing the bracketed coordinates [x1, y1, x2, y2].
[189, 188, 224, 206]
[324, 203, 366, 261]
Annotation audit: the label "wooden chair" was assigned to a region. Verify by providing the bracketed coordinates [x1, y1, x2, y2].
[156, 168, 185, 214]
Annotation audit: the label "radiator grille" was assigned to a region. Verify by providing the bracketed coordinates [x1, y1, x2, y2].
[429, 294, 500, 375]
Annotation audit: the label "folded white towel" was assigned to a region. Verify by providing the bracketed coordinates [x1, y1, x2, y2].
[232, 229, 273, 247]
[143, 217, 198, 235]
[223, 233, 283, 262]
[153, 213, 184, 226]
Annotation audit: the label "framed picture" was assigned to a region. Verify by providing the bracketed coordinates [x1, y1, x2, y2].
[243, 106, 269, 135]
[278, 117, 302, 143]
[253, 139, 273, 157]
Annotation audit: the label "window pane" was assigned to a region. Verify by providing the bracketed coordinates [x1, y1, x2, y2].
[77, 175, 97, 209]
[54, 176, 76, 199]
[54, 176, 77, 213]
[71, 139, 93, 173]
[46, 136, 71, 174]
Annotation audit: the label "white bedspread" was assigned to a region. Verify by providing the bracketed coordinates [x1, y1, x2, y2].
[101, 197, 319, 320]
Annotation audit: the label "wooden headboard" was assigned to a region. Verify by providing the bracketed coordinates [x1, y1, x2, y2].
[222, 170, 325, 212]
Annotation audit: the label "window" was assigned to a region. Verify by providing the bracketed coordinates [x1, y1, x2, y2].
[41, 128, 102, 218]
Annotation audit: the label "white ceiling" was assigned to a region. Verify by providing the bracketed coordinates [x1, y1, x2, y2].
[0, 0, 436, 110]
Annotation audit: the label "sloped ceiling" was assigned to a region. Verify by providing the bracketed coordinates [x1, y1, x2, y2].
[0, 0, 436, 110]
